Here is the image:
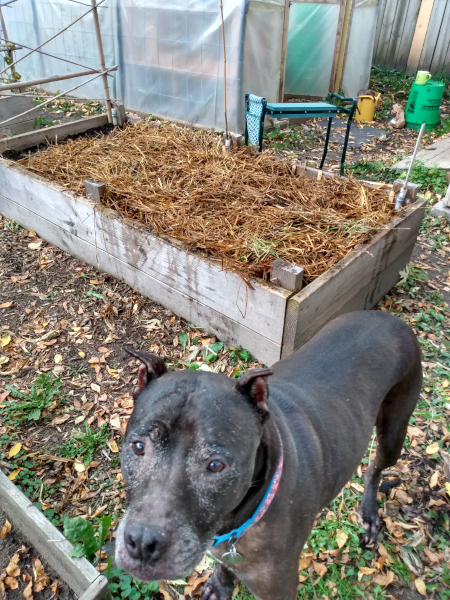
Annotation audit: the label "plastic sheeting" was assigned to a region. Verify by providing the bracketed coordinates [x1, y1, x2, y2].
[2, 0, 378, 130]
[285, 0, 379, 99]
[285, 3, 339, 98]
[2, 0, 285, 131]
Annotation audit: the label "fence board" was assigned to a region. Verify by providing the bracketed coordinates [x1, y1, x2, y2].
[374, 0, 400, 66]
[394, 0, 422, 71]
[419, 0, 446, 70]
[374, 0, 450, 75]
[430, 0, 450, 73]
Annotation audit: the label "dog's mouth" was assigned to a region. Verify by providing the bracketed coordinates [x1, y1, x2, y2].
[114, 516, 212, 582]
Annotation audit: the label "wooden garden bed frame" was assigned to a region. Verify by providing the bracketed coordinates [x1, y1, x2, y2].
[0, 148, 426, 365]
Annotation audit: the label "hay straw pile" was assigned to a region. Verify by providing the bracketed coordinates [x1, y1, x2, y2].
[21, 122, 395, 283]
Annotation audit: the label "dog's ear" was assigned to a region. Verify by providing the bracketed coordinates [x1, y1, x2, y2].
[235, 368, 274, 423]
[124, 346, 168, 399]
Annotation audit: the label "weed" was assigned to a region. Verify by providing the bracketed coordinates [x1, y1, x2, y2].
[63, 514, 111, 561]
[55, 423, 109, 464]
[240, 229, 279, 263]
[1, 373, 64, 425]
[107, 566, 159, 600]
[86, 288, 103, 301]
[34, 117, 53, 129]
[390, 557, 411, 583]
[346, 160, 448, 195]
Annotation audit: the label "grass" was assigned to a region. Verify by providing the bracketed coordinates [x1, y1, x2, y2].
[346, 159, 449, 196]
[0, 372, 65, 425]
[54, 423, 109, 464]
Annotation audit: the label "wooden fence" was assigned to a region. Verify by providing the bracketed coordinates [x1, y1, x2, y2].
[373, 0, 450, 75]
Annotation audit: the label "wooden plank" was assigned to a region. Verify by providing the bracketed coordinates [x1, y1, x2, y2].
[384, 0, 409, 68]
[394, 0, 423, 72]
[329, 0, 346, 92]
[281, 198, 426, 353]
[0, 159, 290, 346]
[0, 194, 283, 366]
[0, 95, 34, 121]
[335, 0, 355, 93]
[281, 239, 417, 358]
[0, 118, 35, 138]
[407, 0, 435, 74]
[419, 0, 446, 71]
[374, 0, 400, 67]
[394, 137, 450, 169]
[373, 0, 387, 62]
[430, 0, 450, 73]
[0, 114, 108, 153]
[278, 0, 290, 102]
[0, 471, 107, 598]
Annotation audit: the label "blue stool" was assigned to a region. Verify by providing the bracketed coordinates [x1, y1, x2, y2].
[244, 93, 358, 175]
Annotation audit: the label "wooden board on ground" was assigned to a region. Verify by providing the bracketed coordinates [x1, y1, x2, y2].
[394, 136, 450, 169]
[0, 114, 109, 153]
[0, 470, 111, 599]
[0, 153, 426, 364]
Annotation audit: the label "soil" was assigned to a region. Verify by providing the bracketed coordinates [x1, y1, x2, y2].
[0, 507, 76, 600]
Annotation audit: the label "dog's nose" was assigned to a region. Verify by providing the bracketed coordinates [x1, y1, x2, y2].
[124, 523, 170, 563]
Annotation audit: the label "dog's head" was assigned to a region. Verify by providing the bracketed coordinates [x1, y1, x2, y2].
[115, 346, 273, 581]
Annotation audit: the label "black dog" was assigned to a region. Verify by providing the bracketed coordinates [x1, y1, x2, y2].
[115, 311, 422, 600]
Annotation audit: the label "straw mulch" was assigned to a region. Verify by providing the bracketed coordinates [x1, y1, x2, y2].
[20, 122, 397, 283]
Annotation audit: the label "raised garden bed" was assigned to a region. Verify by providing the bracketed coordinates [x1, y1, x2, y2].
[0, 122, 426, 365]
[0, 469, 111, 600]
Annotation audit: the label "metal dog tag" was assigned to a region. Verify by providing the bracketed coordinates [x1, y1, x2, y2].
[222, 537, 242, 565]
[222, 549, 243, 565]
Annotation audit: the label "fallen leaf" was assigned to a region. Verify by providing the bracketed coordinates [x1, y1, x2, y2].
[49, 582, 59, 597]
[0, 334, 11, 347]
[312, 561, 327, 577]
[74, 461, 85, 472]
[28, 241, 43, 250]
[335, 529, 349, 549]
[426, 442, 440, 455]
[107, 439, 119, 453]
[54, 354, 63, 364]
[78, 351, 85, 358]
[22, 572, 32, 582]
[0, 355, 10, 365]
[6, 562, 20, 577]
[11, 274, 29, 283]
[7, 467, 23, 480]
[90, 280, 101, 284]
[23, 581, 33, 600]
[0, 518, 11, 538]
[5, 577, 18, 590]
[415, 578, 427, 596]
[98, 347, 109, 353]
[51, 414, 70, 425]
[372, 570, 395, 587]
[358, 566, 376, 575]
[445, 481, 450, 496]
[9, 442, 21, 458]
[0, 301, 13, 308]
[394, 489, 413, 504]
[107, 368, 120, 379]
[91, 383, 101, 393]
[430, 470, 440, 488]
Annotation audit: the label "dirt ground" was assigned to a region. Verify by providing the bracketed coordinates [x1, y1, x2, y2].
[0, 508, 76, 600]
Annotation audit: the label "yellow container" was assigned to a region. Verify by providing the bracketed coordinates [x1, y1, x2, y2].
[355, 92, 381, 123]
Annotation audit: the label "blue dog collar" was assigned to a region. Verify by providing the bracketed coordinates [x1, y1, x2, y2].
[212, 430, 284, 548]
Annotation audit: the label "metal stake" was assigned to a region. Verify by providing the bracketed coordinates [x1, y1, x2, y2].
[394, 123, 426, 210]
[91, 0, 113, 124]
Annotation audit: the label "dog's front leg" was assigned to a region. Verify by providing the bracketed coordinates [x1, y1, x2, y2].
[203, 563, 237, 600]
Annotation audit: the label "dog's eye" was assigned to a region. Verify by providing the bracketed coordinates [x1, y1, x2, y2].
[208, 460, 225, 473]
[131, 441, 145, 456]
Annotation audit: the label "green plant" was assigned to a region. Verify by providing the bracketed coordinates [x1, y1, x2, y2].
[229, 346, 252, 365]
[86, 288, 103, 300]
[55, 423, 109, 464]
[240, 230, 279, 263]
[1, 373, 64, 425]
[34, 117, 53, 129]
[107, 566, 159, 600]
[63, 514, 111, 561]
